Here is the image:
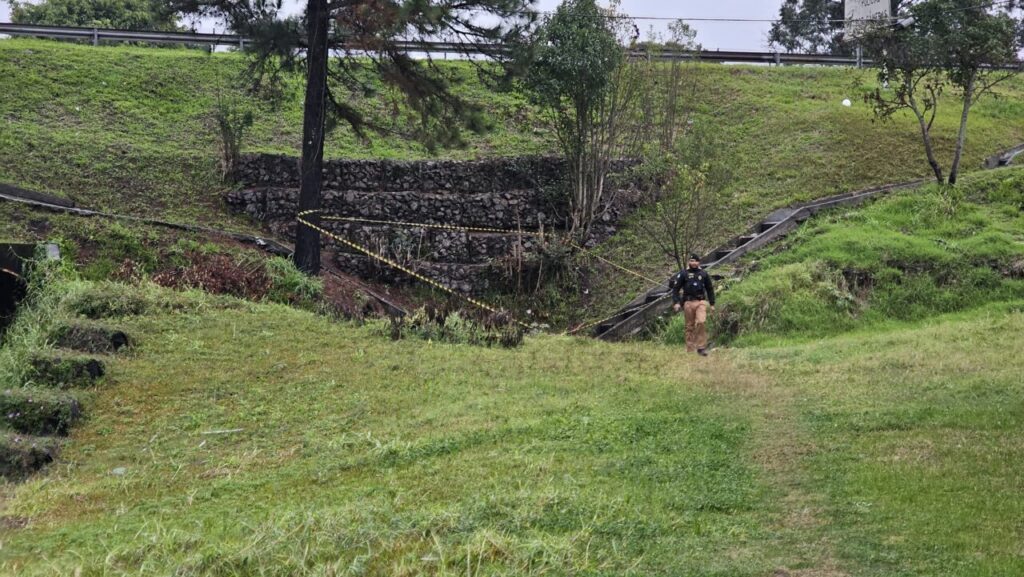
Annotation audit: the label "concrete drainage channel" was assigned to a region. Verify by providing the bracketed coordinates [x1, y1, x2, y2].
[0, 245, 32, 336]
[0, 242, 62, 336]
[0, 243, 132, 481]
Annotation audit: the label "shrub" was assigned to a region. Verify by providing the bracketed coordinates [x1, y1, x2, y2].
[371, 307, 524, 348]
[262, 256, 323, 306]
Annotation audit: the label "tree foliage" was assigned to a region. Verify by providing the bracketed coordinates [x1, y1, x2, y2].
[634, 20, 701, 154]
[632, 125, 733, 270]
[12, 0, 180, 30]
[863, 0, 1023, 185]
[768, 0, 907, 54]
[523, 0, 635, 240]
[768, 0, 847, 54]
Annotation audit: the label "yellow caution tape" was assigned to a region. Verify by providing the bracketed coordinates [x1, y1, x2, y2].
[298, 209, 533, 329]
[319, 215, 665, 286]
[302, 211, 679, 336]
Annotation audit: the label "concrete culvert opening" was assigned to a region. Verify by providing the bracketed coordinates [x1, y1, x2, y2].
[0, 244, 34, 337]
[1, 243, 59, 339]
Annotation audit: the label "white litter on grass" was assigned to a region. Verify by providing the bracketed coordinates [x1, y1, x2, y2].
[842, 99, 852, 107]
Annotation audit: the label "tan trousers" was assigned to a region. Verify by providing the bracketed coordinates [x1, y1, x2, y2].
[683, 300, 708, 352]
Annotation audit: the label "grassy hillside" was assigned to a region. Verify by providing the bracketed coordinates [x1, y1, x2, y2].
[2, 38, 1024, 323]
[3, 38, 1024, 577]
[3, 38, 1024, 224]
[0, 272, 1021, 576]
[699, 165, 1024, 346]
[0, 39, 547, 226]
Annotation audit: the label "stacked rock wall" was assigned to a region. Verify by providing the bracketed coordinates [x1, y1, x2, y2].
[227, 154, 631, 293]
[235, 154, 567, 193]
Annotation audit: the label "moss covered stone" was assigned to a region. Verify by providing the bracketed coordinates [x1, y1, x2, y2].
[30, 354, 105, 388]
[0, 388, 83, 435]
[52, 323, 132, 354]
[0, 432, 59, 480]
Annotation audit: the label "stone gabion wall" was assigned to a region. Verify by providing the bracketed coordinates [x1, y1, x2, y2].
[227, 153, 634, 293]
[226, 187, 558, 230]
[235, 154, 568, 194]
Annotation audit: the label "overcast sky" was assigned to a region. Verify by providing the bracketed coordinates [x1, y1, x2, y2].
[0, 0, 784, 51]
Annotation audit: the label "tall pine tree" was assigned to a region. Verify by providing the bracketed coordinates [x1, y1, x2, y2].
[177, 0, 536, 274]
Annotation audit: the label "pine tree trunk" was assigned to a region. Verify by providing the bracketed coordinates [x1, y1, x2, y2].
[294, 0, 330, 275]
[948, 73, 975, 186]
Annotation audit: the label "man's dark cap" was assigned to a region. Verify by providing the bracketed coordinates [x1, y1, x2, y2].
[689, 254, 701, 261]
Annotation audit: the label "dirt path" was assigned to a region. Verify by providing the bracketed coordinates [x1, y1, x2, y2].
[693, 354, 849, 577]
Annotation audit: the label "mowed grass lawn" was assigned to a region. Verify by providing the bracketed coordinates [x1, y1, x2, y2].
[1, 289, 1022, 576]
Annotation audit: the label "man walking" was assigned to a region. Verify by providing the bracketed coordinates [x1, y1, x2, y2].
[671, 254, 715, 356]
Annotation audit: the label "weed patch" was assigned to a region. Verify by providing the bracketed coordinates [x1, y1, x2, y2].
[372, 306, 525, 347]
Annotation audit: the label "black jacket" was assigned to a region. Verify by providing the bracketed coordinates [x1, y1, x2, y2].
[670, 267, 715, 305]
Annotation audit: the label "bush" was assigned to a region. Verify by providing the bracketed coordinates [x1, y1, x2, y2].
[263, 257, 323, 306]
[370, 307, 524, 348]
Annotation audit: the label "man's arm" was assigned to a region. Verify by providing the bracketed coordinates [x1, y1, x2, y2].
[669, 273, 682, 303]
[704, 271, 715, 306]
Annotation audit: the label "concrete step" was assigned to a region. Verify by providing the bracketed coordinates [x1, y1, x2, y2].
[733, 234, 759, 247]
[705, 248, 735, 264]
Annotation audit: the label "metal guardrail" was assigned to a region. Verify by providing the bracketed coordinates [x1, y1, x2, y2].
[0, 22, 866, 65]
[3, 22, 1021, 68]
